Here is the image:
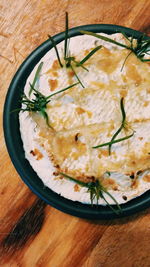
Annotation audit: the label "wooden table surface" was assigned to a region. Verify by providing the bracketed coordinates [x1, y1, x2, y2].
[0, 1, 150, 266]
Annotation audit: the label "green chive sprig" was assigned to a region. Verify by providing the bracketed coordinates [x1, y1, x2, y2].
[93, 98, 134, 152]
[48, 34, 63, 68]
[92, 132, 134, 149]
[70, 64, 85, 88]
[47, 13, 102, 88]
[20, 82, 79, 127]
[64, 11, 69, 61]
[77, 45, 102, 65]
[29, 61, 43, 96]
[108, 97, 126, 154]
[80, 30, 150, 63]
[60, 172, 122, 214]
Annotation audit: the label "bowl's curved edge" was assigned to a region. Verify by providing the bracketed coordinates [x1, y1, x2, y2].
[3, 24, 150, 220]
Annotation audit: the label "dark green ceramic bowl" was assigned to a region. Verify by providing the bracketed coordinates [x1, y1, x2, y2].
[3, 24, 150, 219]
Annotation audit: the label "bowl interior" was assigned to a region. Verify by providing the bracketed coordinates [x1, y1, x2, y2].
[3, 24, 150, 219]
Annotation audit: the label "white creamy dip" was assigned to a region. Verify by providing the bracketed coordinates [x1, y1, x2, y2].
[19, 33, 150, 206]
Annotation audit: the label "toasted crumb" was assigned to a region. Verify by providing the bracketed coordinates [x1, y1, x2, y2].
[102, 178, 117, 190]
[76, 107, 86, 115]
[68, 70, 74, 77]
[143, 174, 150, 182]
[100, 150, 109, 157]
[30, 149, 43, 160]
[130, 172, 135, 179]
[75, 133, 80, 142]
[53, 172, 59, 176]
[131, 179, 139, 189]
[48, 79, 58, 91]
[52, 71, 58, 77]
[122, 195, 127, 201]
[52, 59, 60, 70]
[74, 184, 80, 192]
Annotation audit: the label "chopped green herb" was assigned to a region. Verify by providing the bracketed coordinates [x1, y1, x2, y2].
[108, 97, 126, 154]
[80, 30, 129, 49]
[48, 35, 63, 68]
[60, 172, 122, 214]
[29, 62, 43, 96]
[77, 45, 102, 66]
[45, 82, 79, 99]
[64, 12, 69, 60]
[92, 132, 134, 149]
[70, 64, 85, 88]
[133, 34, 150, 62]
[19, 82, 79, 127]
[80, 30, 150, 63]
[121, 51, 133, 71]
[93, 98, 134, 152]
[47, 13, 102, 88]
[21, 86, 53, 128]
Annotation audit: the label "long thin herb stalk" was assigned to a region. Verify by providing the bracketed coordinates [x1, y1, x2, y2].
[93, 98, 134, 152]
[108, 97, 126, 154]
[60, 172, 122, 214]
[29, 61, 43, 96]
[73, 60, 89, 71]
[70, 64, 85, 88]
[92, 132, 134, 149]
[64, 12, 69, 60]
[77, 45, 102, 65]
[47, 13, 103, 82]
[80, 30, 150, 62]
[80, 31, 129, 49]
[48, 35, 63, 68]
[121, 51, 133, 71]
[46, 82, 79, 99]
[19, 82, 79, 127]
[134, 34, 150, 62]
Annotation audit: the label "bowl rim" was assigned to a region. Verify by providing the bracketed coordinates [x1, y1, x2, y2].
[3, 24, 150, 219]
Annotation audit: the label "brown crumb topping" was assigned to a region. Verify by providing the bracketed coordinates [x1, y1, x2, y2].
[102, 178, 117, 190]
[53, 172, 59, 176]
[68, 70, 74, 77]
[143, 174, 150, 183]
[52, 59, 60, 70]
[48, 79, 58, 91]
[76, 107, 86, 115]
[75, 133, 80, 142]
[122, 195, 127, 201]
[129, 172, 135, 179]
[52, 71, 58, 77]
[131, 179, 139, 189]
[74, 184, 80, 192]
[30, 149, 43, 160]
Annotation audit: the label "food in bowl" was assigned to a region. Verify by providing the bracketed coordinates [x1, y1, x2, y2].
[19, 14, 150, 214]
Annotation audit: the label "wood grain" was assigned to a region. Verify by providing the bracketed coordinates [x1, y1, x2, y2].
[0, 1, 150, 266]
